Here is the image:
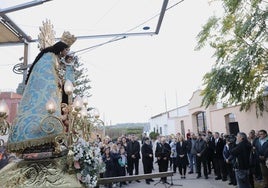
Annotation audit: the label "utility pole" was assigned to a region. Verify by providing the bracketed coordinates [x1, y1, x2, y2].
[164, 91, 168, 112]
[176, 90, 179, 116]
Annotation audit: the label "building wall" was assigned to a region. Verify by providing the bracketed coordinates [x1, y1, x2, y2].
[166, 118, 177, 135]
[175, 115, 191, 137]
[0, 92, 22, 143]
[149, 89, 268, 136]
[210, 104, 268, 134]
[0, 92, 22, 123]
[149, 113, 168, 135]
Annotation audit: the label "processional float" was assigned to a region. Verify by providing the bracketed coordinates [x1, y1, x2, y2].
[0, 20, 105, 188]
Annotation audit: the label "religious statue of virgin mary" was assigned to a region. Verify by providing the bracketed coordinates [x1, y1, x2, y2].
[7, 21, 77, 158]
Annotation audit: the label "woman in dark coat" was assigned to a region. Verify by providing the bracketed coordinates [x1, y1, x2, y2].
[176, 135, 189, 178]
[141, 137, 154, 184]
[102, 147, 115, 188]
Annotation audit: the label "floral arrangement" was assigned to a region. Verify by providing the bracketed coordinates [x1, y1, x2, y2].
[73, 138, 105, 188]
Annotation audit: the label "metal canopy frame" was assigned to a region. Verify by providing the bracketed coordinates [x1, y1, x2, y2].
[0, 0, 52, 45]
[0, 0, 169, 45]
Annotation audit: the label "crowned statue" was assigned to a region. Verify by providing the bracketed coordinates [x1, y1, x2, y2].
[7, 21, 77, 159]
[0, 21, 105, 188]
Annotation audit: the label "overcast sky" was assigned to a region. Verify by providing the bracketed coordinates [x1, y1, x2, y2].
[0, 0, 221, 125]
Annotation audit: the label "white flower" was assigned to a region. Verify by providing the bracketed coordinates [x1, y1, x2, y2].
[74, 155, 80, 161]
[72, 137, 105, 188]
[85, 174, 91, 183]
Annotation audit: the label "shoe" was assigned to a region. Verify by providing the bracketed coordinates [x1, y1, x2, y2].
[196, 175, 201, 179]
[188, 171, 193, 174]
[146, 181, 150, 185]
[222, 178, 227, 182]
[215, 177, 221, 180]
[233, 183, 237, 186]
[164, 181, 170, 184]
[136, 180, 141, 183]
[228, 182, 233, 185]
[149, 179, 155, 182]
[128, 181, 132, 183]
[256, 177, 263, 181]
[205, 176, 208, 179]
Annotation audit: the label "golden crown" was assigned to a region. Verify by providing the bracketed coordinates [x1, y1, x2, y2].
[60, 31, 77, 46]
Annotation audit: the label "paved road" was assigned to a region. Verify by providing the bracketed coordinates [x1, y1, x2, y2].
[106, 157, 237, 188]
[121, 169, 235, 188]
[102, 141, 237, 188]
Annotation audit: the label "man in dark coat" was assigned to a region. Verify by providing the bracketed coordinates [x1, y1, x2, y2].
[126, 134, 141, 183]
[141, 137, 154, 184]
[213, 132, 227, 181]
[155, 136, 171, 183]
[230, 132, 252, 188]
[206, 131, 215, 175]
[194, 133, 208, 179]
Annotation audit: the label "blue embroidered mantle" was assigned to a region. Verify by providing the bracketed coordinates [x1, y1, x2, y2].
[8, 53, 65, 151]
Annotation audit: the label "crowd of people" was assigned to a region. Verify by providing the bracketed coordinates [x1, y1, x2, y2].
[95, 129, 268, 188]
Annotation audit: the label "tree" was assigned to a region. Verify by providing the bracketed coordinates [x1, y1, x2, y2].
[149, 131, 159, 140]
[73, 57, 91, 97]
[196, 0, 268, 115]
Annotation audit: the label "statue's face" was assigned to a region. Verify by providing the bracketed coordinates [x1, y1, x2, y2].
[60, 48, 70, 57]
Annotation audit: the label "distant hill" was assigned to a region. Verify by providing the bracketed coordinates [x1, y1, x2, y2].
[105, 122, 150, 139]
[109, 122, 149, 129]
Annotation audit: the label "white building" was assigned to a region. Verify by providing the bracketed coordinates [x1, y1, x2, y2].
[149, 90, 268, 137]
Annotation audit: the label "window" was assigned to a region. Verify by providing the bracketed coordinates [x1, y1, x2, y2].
[225, 113, 236, 134]
[196, 112, 207, 133]
[229, 113, 236, 122]
[180, 120, 185, 137]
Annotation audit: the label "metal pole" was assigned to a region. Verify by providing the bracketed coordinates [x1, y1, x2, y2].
[67, 93, 73, 147]
[0, 0, 52, 14]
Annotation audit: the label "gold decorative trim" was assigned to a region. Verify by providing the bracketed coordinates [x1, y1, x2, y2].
[61, 31, 76, 47]
[0, 156, 82, 187]
[7, 133, 65, 152]
[38, 19, 56, 50]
